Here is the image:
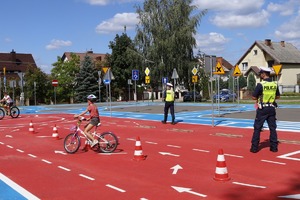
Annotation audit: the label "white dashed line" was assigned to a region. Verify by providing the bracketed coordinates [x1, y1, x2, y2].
[106, 184, 126, 192]
[41, 159, 52, 164]
[79, 174, 95, 181]
[261, 159, 286, 165]
[16, 149, 24, 153]
[6, 145, 13, 149]
[28, 154, 37, 158]
[0, 142, 4, 145]
[167, 145, 181, 148]
[192, 148, 210, 153]
[145, 141, 157, 144]
[224, 154, 244, 158]
[232, 182, 266, 188]
[58, 166, 71, 171]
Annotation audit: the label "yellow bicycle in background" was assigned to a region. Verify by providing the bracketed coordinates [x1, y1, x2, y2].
[0, 103, 20, 119]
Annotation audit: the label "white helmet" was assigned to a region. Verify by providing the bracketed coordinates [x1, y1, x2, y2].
[87, 94, 97, 101]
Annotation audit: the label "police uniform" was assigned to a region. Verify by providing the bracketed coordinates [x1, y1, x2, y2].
[250, 67, 280, 153]
[162, 83, 175, 124]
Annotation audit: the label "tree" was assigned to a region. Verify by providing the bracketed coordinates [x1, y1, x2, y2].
[51, 53, 80, 103]
[248, 73, 256, 92]
[135, 0, 207, 89]
[24, 65, 52, 104]
[74, 55, 98, 102]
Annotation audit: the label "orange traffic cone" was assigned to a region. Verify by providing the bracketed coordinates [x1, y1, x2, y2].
[29, 121, 35, 134]
[213, 149, 231, 181]
[133, 136, 146, 161]
[52, 124, 59, 139]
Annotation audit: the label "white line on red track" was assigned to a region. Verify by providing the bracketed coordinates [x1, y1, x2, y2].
[79, 174, 95, 181]
[0, 141, 4, 145]
[41, 159, 52, 164]
[58, 166, 71, 172]
[224, 153, 244, 158]
[145, 141, 157, 144]
[106, 184, 126, 192]
[6, 145, 13, 149]
[28, 154, 37, 158]
[261, 159, 286, 165]
[232, 182, 266, 188]
[192, 148, 210, 153]
[16, 149, 24, 153]
[167, 145, 181, 148]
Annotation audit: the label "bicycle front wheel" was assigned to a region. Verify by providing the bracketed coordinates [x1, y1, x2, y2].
[97, 132, 118, 153]
[64, 133, 81, 154]
[10, 106, 20, 118]
[0, 109, 5, 120]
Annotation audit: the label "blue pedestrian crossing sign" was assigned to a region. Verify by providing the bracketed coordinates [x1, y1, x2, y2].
[132, 69, 139, 81]
[162, 77, 168, 84]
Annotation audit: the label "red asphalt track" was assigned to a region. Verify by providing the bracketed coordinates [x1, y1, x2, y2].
[1, 114, 300, 200]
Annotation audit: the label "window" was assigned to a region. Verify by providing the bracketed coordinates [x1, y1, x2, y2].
[253, 50, 257, 55]
[242, 62, 248, 70]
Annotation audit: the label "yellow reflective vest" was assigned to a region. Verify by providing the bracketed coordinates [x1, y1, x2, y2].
[165, 89, 174, 102]
[261, 81, 277, 103]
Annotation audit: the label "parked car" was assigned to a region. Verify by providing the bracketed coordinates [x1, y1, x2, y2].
[183, 91, 202, 102]
[213, 89, 237, 102]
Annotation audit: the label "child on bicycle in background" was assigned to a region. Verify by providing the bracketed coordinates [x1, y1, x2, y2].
[74, 94, 100, 147]
[0, 92, 13, 115]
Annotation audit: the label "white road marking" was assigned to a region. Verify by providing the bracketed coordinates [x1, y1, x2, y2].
[232, 182, 266, 188]
[28, 154, 37, 158]
[277, 150, 300, 161]
[6, 145, 13, 149]
[261, 159, 286, 165]
[106, 184, 126, 192]
[192, 148, 210, 153]
[224, 153, 243, 158]
[41, 159, 52, 164]
[16, 149, 24, 153]
[167, 145, 181, 148]
[145, 141, 157, 144]
[58, 166, 71, 171]
[79, 174, 95, 181]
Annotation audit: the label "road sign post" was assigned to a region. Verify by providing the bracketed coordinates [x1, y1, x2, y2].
[52, 80, 58, 105]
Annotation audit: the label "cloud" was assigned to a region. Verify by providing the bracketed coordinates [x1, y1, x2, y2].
[267, 0, 300, 16]
[274, 12, 300, 40]
[195, 32, 229, 54]
[46, 39, 72, 50]
[95, 12, 139, 34]
[4, 38, 12, 43]
[193, 0, 269, 28]
[211, 10, 269, 28]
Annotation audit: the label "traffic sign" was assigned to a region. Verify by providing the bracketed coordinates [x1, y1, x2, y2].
[233, 65, 242, 76]
[213, 62, 225, 75]
[102, 67, 109, 74]
[273, 64, 282, 75]
[192, 75, 198, 83]
[192, 67, 198, 75]
[171, 68, 179, 79]
[145, 76, 150, 84]
[162, 77, 168, 84]
[52, 80, 58, 87]
[103, 79, 110, 85]
[145, 67, 150, 76]
[132, 69, 139, 81]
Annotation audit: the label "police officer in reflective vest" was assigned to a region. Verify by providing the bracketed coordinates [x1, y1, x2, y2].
[250, 67, 280, 153]
[161, 83, 175, 125]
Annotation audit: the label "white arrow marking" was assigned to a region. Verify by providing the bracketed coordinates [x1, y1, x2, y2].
[159, 152, 180, 157]
[171, 186, 207, 197]
[278, 194, 300, 199]
[54, 150, 67, 155]
[170, 164, 183, 174]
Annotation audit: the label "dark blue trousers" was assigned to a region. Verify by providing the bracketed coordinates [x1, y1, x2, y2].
[164, 101, 175, 122]
[251, 107, 278, 150]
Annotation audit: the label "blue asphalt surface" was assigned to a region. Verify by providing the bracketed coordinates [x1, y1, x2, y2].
[17, 102, 300, 132]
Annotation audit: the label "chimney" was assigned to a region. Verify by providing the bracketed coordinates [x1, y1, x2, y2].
[280, 41, 285, 47]
[265, 39, 271, 46]
[10, 49, 16, 62]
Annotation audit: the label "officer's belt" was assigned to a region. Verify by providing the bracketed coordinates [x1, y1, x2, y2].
[262, 103, 275, 107]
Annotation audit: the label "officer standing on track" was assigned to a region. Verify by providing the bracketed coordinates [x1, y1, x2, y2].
[250, 67, 280, 153]
[161, 83, 175, 125]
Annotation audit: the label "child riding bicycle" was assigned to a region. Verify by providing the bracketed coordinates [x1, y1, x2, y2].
[74, 94, 100, 148]
[0, 92, 13, 115]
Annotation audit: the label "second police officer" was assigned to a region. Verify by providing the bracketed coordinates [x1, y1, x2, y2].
[161, 83, 176, 125]
[250, 67, 280, 153]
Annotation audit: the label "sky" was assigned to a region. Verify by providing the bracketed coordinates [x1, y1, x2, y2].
[1, 0, 300, 74]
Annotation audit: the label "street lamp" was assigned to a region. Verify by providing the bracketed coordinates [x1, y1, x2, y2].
[98, 71, 102, 102]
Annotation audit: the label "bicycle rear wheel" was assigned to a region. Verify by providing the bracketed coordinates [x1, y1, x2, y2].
[10, 106, 20, 118]
[0, 109, 4, 120]
[97, 132, 118, 153]
[64, 133, 81, 154]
